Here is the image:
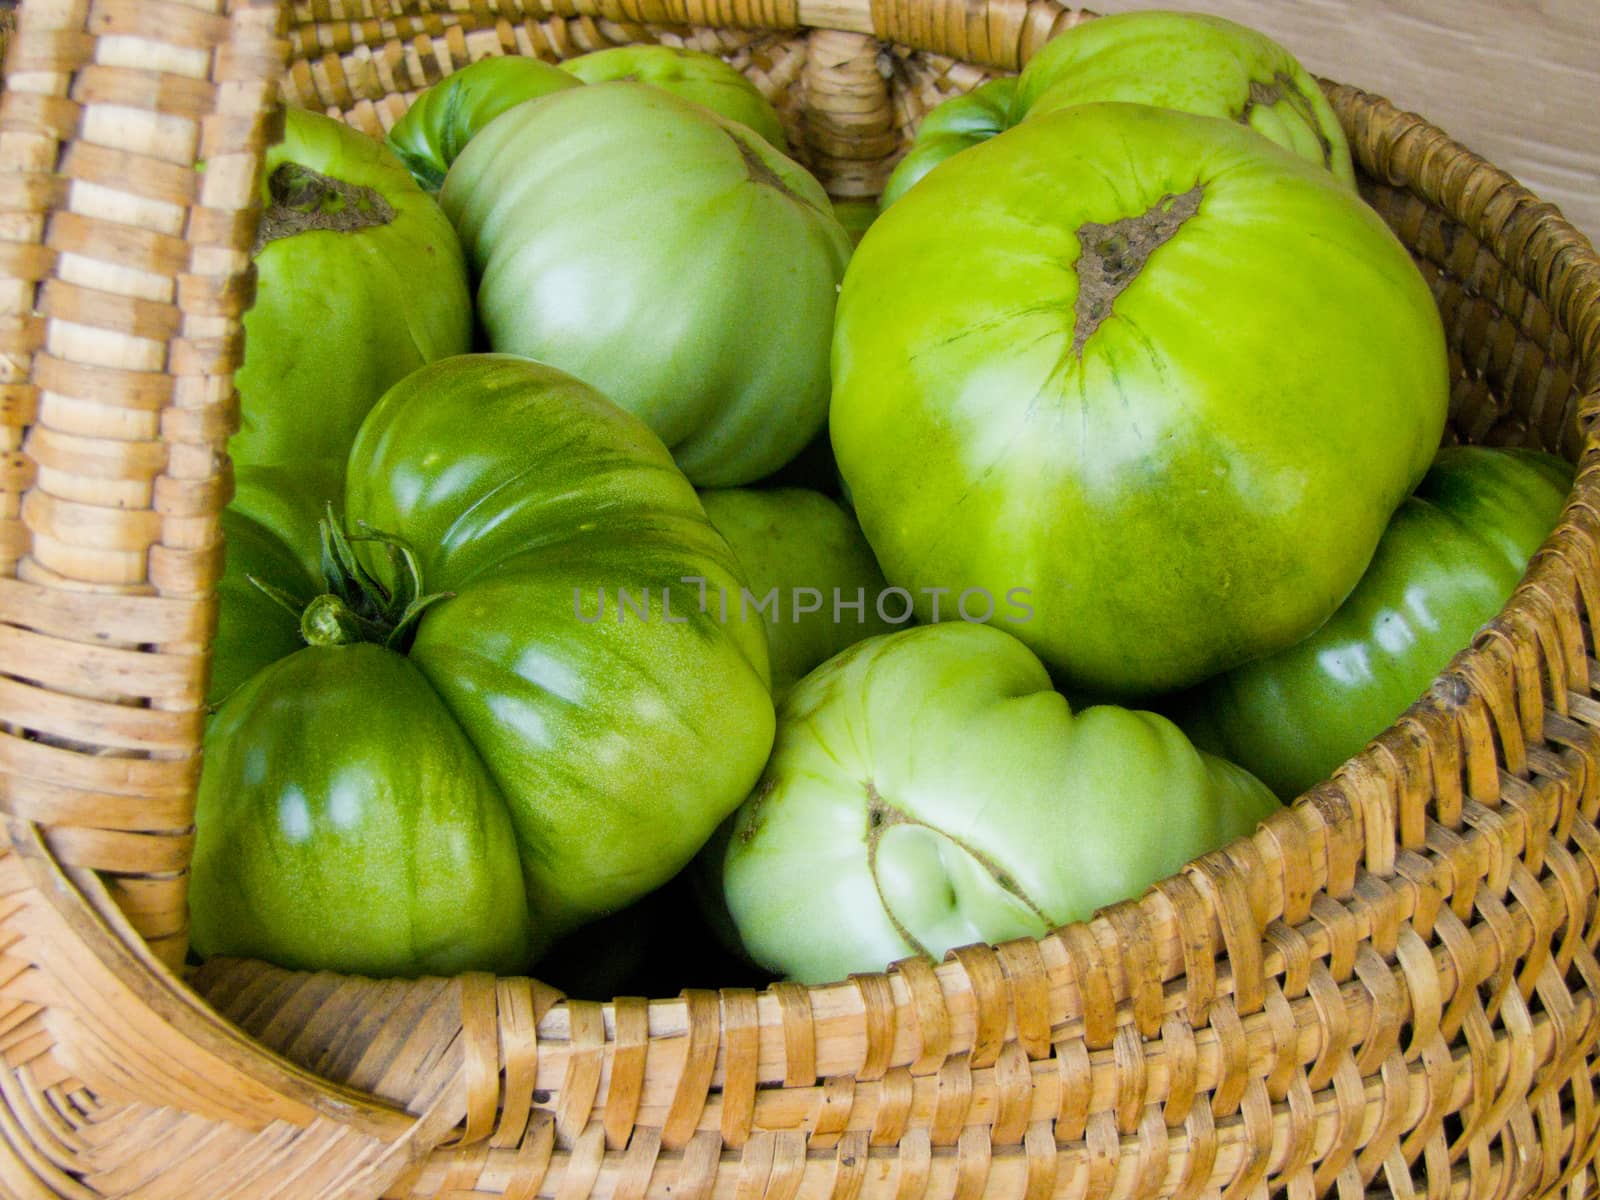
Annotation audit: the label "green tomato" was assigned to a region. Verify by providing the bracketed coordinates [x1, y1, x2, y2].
[441, 83, 851, 487]
[385, 57, 582, 192]
[718, 623, 1278, 984]
[880, 78, 1016, 210]
[193, 354, 775, 978]
[1016, 10, 1354, 184]
[831, 102, 1448, 698]
[193, 645, 534, 976]
[233, 108, 472, 487]
[878, 13, 1349, 214]
[231, 460, 345, 579]
[700, 488, 894, 698]
[1173, 446, 1573, 798]
[559, 45, 787, 151]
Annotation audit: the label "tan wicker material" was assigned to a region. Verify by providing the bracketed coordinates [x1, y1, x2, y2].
[2, 0, 1600, 1195]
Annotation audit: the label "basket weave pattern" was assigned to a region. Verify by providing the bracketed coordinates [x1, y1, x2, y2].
[2, 0, 1600, 1196]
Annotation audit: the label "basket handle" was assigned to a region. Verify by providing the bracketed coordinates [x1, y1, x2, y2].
[0, 0, 287, 967]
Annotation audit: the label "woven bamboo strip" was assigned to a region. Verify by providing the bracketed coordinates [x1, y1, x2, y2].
[179, 762, 1598, 1190]
[0, 5, 13, 84]
[192, 767, 1596, 1123]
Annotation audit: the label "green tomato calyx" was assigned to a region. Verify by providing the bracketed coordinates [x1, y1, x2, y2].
[254, 162, 398, 255]
[1073, 184, 1203, 355]
[248, 509, 452, 653]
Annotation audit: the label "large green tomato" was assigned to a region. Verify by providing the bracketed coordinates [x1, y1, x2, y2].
[559, 46, 787, 151]
[192, 355, 775, 977]
[718, 623, 1278, 984]
[1174, 446, 1573, 798]
[385, 57, 581, 191]
[441, 83, 852, 487]
[831, 102, 1449, 698]
[1015, 11, 1353, 184]
[877, 12, 1351, 212]
[700, 488, 894, 698]
[233, 108, 472, 487]
[880, 78, 1016, 210]
[195, 646, 534, 976]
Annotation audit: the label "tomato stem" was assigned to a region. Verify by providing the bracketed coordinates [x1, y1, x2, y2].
[301, 593, 386, 647]
[253, 162, 397, 255]
[248, 507, 453, 654]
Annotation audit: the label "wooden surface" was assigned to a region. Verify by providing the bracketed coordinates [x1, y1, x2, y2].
[1090, 0, 1600, 245]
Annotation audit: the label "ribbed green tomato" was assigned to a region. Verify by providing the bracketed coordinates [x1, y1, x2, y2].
[718, 623, 1278, 984]
[878, 11, 1350, 213]
[700, 488, 894, 698]
[1174, 446, 1573, 798]
[192, 355, 775, 978]
[441, 82, 852, 487]
[831, 102, 1448, 698]
[233, 108, 471, 488]
[385, 57, 581, 191]
[559, 46, 787, 151]
[1015, 10, 1353, 183]
[195, 645, 535, 976]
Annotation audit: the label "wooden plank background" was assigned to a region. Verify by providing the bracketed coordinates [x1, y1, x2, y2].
[1091, 0, 1600, 244]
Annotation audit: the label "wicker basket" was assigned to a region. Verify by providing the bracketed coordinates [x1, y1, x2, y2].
[2, 0, 1600, 1196]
